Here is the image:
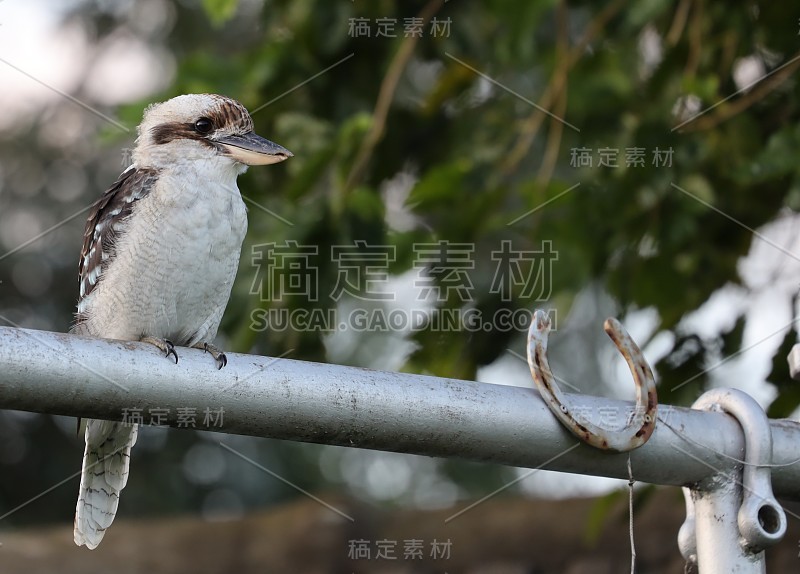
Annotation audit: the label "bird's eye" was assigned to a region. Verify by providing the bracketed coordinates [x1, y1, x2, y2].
[194, 118, 213, 134]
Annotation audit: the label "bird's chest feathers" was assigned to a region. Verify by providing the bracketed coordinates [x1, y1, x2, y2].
[86, 164, 249, 342]
[146, 164, 248, 259]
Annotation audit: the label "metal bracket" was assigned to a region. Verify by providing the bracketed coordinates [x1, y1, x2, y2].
[527, 310, 658, 452]
[678, 388, 787, 572]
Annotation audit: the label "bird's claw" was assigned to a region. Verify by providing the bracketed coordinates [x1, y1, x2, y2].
[197, 342, 228, 370]
[141, 336, 179, 364]
[164, 340, 178, 364]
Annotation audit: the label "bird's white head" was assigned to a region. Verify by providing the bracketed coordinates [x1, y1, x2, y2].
[132, 93, 292, 172]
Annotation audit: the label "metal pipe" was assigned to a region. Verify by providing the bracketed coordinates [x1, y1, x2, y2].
[1, 326, 799, 497]
[680, 388, 788, 572]
[691, 478, 766, 573]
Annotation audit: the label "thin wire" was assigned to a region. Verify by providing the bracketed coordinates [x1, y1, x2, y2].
[628, 455, 636, 574]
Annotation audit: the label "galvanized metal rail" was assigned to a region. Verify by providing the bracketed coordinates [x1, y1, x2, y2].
[0, 325, 799, 572]
[0, 325, 798, 491]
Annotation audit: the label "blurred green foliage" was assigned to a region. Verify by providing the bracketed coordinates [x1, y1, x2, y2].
[2, 0, 800, 527]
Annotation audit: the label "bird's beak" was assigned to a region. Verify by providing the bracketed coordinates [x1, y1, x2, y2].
[216, 132, 293, 166]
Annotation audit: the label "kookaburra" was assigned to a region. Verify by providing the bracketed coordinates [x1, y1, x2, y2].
[71, 94, 292, 549]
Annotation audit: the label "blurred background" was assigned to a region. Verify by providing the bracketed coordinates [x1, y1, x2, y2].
[1, 0, 800, 570]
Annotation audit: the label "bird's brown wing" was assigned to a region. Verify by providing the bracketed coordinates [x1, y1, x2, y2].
[74, 166, 159, 326]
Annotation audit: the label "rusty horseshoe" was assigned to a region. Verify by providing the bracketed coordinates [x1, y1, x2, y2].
[527, 310, 658, 452]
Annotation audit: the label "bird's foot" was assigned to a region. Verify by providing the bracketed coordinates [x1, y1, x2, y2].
[141, 336, 178, 364]
[194, 342, 227, 370]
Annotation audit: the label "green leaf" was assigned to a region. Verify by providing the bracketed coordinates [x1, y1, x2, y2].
[408, 160, 471, 208]
[202, 0, 239, 27]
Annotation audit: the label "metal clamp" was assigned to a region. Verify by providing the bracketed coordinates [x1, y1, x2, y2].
[527, 310, 658, 452]
[681, 388, 787, 556]
[677, 486, 697, 564]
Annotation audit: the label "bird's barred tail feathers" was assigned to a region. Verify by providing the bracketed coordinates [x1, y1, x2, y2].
[74, 419, 138, 549]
